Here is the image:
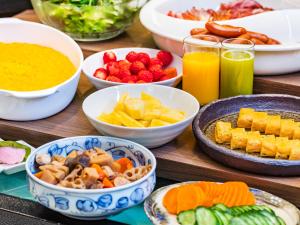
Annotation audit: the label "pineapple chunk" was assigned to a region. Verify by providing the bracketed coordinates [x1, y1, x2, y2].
[97, 113, 122, 125]
[139, 120, 151, 127]
[141, 92, 161, 103]
[150, 119, 171, 127]
[124, 98, 145, 119]
[114, 93, 129, 111]
[160, 109, 185, 123]
[143, 108, 162, 121]
[114, 111, 144, 128]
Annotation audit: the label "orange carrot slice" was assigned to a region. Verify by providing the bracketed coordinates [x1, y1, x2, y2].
[116, 158, 133, 173]
[163, 187, 179, 214]
[103, 177, 114, 188]
[91, 164, 106, 180]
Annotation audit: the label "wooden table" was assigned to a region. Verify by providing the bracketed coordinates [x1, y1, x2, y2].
[1, 10, 300, 207]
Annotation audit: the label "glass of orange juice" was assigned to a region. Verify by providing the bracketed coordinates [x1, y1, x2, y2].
[183, 35, 220, 105]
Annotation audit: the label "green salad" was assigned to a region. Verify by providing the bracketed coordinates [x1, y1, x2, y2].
[37, 0, 141, 39]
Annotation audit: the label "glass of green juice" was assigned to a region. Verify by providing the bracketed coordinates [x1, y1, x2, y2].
[220, 38, 255, 98]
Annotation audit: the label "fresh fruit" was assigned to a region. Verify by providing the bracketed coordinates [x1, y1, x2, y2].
[118, 60, 131, 71]
[106, 76, 121, 83]
[107, 62, 120, 77]
[138, 70, 153, 83]
[130, 61, 146, 74]
[137, 52, 151, 67]
[93, 68, 107, 80]
[126, 51, 138, 62]
[149, 57, 164, 67]
[97, 92, 186, 128]
[93, 50, 176, 83]
[149, 64, 164, 81]
[103, 51, 117, 64]
[157, 50, 173, 67]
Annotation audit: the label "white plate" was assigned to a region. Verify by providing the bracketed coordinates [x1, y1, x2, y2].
[0, 139, 35, 175]
[140, 0, 300, 75]
[144, 181, 300, 225]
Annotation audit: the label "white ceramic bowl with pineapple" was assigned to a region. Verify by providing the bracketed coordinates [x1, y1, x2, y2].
[82, 84, 199, 148]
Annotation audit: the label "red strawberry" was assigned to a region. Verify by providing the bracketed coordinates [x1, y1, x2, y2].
[137, 80, 146, 83]
[130, 61, 146, 74]
[126, 51, 138, 62]
[93, 68, 107, 80]
[149, 57, 163, 67]
[106, 76, 121, 83]
[157, 50, 173, 67]
[122, 76, 137, 83]
[103, 51, 117, 64]
[118, 69, 131, 79]
[117, 60, 131, 71]
[138, 70, 153, 83]
[163, 67, 177, 78]
[107, 62, 120, 77]
[104, 61, 114, 71]
[137, 52, 150, 67]
[159, 75, 171, 81]
[149, 64, 164, 81]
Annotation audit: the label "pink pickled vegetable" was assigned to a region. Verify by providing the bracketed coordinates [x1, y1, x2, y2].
[0, 147, 26, 165]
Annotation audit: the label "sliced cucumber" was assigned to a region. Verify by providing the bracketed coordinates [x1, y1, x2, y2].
[212, 204, 230, 212]
[255, 205, 275, 214]
[195, 207, 219, 225]
[239, 214, 256, 225]
[247, 212, 268, 225]
[259, 210, 280, 225]
[177, 210, 196, 225]
[229, 217, 249, 225]
[277, 216, 286, 225]
[213, 210, 230, 225]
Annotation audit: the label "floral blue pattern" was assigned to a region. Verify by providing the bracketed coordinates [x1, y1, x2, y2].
[130, 188, 144, 204]
[97, 194, 113, 208]
[76, 199, 97, 212]
[27, 136, 156, 219]
[55, 197, 69, 210]
[116, 197, 129, 209]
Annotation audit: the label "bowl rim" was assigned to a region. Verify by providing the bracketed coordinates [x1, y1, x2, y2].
[193, 94, 300, 166]
[82, 47, 183, 86]
[26, 135, 157, 193]
[82, 84, 200, 131]
[0, 19, 84, 97]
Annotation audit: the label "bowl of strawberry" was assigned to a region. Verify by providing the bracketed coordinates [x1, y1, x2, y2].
[82, 48, 182, 89]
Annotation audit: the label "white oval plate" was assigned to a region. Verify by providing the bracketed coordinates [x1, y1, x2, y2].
[140, 0, 300, 75]
[144, 182, 300, 225]
[0, 139, 35, 175]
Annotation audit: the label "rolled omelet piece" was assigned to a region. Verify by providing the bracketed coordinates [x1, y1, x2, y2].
[289, 140, 300, 160]
[230, 128, 247, 150]
[215, 121, 232, 144]
[280, 119, 295, 139]
[293, 122, 300, 140]
[260, 135, 276, 157]
[245, 131, 261, 153]
[251, 112, 268, 132]
[237, 108, 255, 129]
[265, 115, 281, 136]
[275, 137, 290, 159]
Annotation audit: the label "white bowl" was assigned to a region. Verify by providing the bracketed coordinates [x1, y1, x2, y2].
[82, 84, 199, 148]
[140, 0, 300, 75]
[26, 136, 156, 220]
[0, 18, 83, 121]
[82, 47, 182, 89]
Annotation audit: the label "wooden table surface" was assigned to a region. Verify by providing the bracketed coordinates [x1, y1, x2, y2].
[1, 10, 300, 207]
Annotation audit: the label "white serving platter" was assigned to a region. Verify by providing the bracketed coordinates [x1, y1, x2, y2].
[0, 138, 35, 175]
[140, 0, 300, 75]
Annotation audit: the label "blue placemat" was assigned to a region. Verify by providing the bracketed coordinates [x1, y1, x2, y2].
[0, 171, 152, 225]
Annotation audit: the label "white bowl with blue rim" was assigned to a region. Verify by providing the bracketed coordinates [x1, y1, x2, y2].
[25, 136, 156, 220]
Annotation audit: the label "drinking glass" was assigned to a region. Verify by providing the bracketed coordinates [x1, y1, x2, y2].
[183, 35, 220, 105]
[220, 38, 255, 98]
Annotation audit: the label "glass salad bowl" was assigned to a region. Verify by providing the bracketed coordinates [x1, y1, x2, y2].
[31, 0, 147, 41]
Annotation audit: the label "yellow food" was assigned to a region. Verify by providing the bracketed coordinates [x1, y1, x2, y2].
[98, 92, 186, 128]
[0, 42, 76, 91]
[215, 121, 232, 144]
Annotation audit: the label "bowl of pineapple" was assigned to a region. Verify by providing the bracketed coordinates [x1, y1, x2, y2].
[82, 84, 199, 148]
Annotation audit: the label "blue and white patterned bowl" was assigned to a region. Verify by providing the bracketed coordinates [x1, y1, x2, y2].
[25, 136, 156, 220]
